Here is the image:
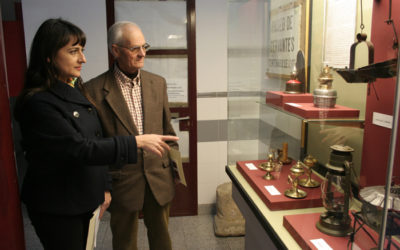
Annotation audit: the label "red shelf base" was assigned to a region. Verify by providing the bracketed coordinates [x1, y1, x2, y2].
[283, 102, 360, 119]
[236, 160, 323, 211]
[266, 91, 313, 108]
[283, 212, 400, 250]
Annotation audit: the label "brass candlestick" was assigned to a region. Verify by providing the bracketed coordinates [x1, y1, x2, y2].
[259, 154, 275, 180]
[285, 161, 307, 199]
[299, 155, 320, 188]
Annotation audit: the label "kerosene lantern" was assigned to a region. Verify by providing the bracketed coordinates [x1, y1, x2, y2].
[316, 145, 354, 237]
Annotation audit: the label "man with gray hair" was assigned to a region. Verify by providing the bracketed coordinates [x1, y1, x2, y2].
[85, 21, 178, 250]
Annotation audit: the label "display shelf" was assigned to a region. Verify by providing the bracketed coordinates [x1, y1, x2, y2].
[261, 103, 364, 162]
[263, 102, 364, 124]
[266, 91, 314, 108]
[265, 91, 360, 119]
[236, 160, 323, 210]
[226, 165, 325, 250]
[283, 103, 360, 119]
[283, 212, 400, 250]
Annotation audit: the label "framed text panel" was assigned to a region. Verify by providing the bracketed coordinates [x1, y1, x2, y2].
[266, 0, 311, 80]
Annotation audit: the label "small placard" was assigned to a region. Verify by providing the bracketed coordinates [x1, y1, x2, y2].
[264, 185, 281, 196]
[310, 239, 332, 250]
[372, 112, 393, 129]
[286, 102, 302, 107]
[245, 163, 258, 170]
[352, 243, 362, 250]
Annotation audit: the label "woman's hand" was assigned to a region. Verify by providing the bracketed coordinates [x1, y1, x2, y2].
[136, 134, 179, 157]
[99, 191, 111, 219]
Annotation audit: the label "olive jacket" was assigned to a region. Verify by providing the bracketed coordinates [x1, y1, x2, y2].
[84, 69, 178, 212]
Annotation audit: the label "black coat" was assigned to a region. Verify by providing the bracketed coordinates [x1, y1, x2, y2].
[18, 81, 138, 215]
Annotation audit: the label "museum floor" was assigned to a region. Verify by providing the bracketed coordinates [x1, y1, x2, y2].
[22, 205, 245, 250]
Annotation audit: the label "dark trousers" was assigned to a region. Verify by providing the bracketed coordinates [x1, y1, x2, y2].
[110, 183, 172, 250]
[27, 206, 93, 250]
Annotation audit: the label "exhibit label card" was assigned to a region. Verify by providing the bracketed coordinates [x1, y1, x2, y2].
[372, 112, 393, 129]
[245, 163, 258, 170]
[264, 185, 281, 195]
[286, 103, 301, 107]
[310, 239, 332, 250]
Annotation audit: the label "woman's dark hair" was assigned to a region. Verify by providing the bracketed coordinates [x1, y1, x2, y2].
[15, 18, 86, 119]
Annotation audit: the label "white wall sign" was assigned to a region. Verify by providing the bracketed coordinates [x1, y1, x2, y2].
[166, 79, 188, 103]
[323, 0, 357, 68]
[267, 4, 301, 76]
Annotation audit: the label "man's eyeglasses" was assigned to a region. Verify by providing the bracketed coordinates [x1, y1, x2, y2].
[116, 43, 151, 53]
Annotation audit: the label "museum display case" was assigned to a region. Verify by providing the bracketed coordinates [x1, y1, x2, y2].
[226, 0, 400, 249]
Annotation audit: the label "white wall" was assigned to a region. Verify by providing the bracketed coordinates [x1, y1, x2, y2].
[196, 0, 229, 205]
[21, 0, 108, 80]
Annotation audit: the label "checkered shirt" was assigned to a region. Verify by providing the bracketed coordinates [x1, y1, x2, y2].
[114, 66, 144, 134]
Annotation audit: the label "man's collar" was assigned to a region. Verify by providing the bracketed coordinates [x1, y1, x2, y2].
[114, 63, 140, 82]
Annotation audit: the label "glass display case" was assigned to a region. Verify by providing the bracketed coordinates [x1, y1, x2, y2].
[226, 0, 400, 249]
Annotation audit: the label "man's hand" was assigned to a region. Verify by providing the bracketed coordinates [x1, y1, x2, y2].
[99, 191, 111, 219]
[136, 134, 179, 157]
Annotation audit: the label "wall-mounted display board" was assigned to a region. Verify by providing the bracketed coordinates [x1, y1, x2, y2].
[266, 0, 311, 80]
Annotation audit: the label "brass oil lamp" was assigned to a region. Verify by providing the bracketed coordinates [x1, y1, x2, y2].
[285, 160, 307, 199]
[259, 154, 275, 180]
[316, 145, 354, 237]
[313, 65, 337, 108]
[285, 66, 304, 94]
[299, 155, 320, 188]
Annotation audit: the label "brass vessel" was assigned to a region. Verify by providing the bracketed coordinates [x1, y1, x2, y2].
[285, 161, 307, 199]
[299, 155, 320, 188]
[259, 154, 275, 180]
[313, 65, 337, 108]
[285, 66, 304, 94]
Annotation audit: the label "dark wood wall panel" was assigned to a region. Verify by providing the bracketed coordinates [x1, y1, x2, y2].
[0, 19, 25, 250]
[3, 20, 27, 97]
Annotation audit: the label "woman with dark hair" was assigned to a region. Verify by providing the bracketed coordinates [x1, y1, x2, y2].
[15, 18, 178, 250]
